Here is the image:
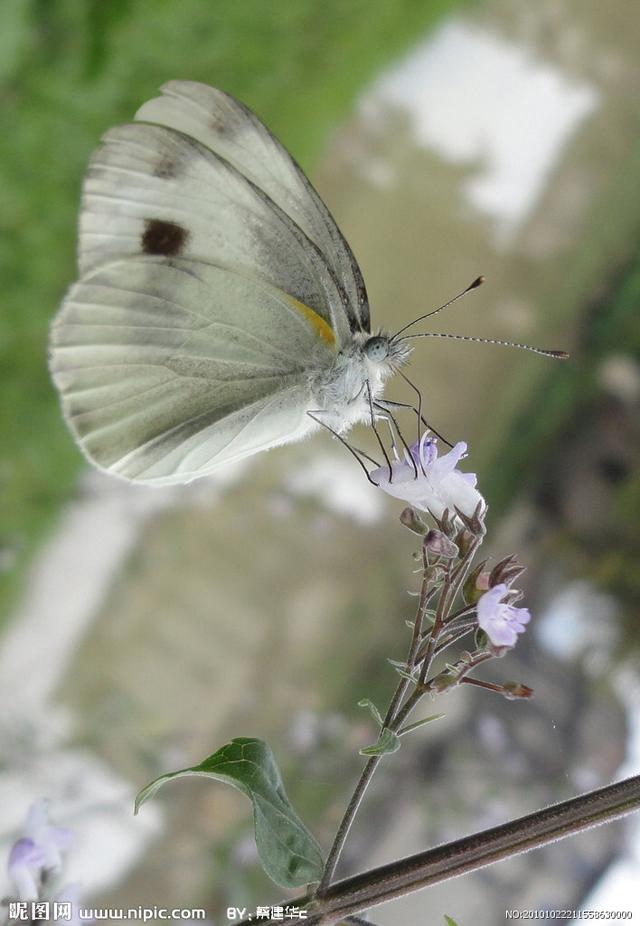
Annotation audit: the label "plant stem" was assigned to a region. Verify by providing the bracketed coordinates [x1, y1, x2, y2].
[237, 774, 640, 926]
[316, 754, 380, 894]
[417, 537, 481, 687]
[319, 532, 483, 894]
[317, 546, 434, 892]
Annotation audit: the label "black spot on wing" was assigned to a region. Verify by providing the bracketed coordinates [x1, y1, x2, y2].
[153, 154, 182, 179]
[141, 219, 190, 256]
[210, 114, 231, 135]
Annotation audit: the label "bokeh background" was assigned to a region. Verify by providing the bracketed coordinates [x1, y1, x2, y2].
[2, 0, 640, 922]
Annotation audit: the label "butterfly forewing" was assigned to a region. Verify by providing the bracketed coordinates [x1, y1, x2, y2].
[79, 122, 353, 344]
[135, 81, 370, 333]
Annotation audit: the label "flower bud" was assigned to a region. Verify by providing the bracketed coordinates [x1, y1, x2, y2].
[476, 571, 491, 591]
[489, 554, 526, 588]
[454, 527, 476, 557]
[502, 681, 534, 700]
[462, 560, 488, 604]
[435, 508, 457, 538]
[399, 507, 428, 535]
[424, 529, 459, 559]
[454, 500, 486, 537]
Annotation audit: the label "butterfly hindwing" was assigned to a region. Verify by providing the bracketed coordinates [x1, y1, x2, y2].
[50, 257, 335, 484]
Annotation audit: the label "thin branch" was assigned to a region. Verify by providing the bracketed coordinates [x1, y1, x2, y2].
[311, 774, 640, 924]
[237, 774, 640, 925]
[416, 537, 480, 687]
[317, 545, 433, 892]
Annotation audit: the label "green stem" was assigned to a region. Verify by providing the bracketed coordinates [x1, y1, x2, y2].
[317, 546, 434, 892]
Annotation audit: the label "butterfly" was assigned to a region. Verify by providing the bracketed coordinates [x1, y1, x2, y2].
[48, 80, 420, 486]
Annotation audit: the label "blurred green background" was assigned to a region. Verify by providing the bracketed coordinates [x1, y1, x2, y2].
[1, 1, 639, 923]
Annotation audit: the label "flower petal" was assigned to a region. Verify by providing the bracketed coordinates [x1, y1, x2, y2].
[8, 838, 45, 901]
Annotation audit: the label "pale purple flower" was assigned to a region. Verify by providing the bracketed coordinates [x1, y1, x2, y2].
[477, 583, 531, 647]
[7, 800, 72, 900]
[8, 838, 46, 901]
[23, 799, 72, 870]
[370, 435, 484, 520]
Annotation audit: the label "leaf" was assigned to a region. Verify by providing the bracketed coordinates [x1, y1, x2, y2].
[392, 666, 417, 682]
[444, 916, 459, 926]
[359, 727, 401, 756]
[387, 658, 408, 669]
[135, 737, 323, 888]
[358, 698, 384, 727]
[387, 658, 416, 681]
[397, 713, 445, 737]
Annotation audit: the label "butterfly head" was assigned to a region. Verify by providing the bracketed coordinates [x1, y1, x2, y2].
[363, 333, 412, 368]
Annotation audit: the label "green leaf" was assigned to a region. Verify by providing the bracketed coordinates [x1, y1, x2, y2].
[135, 737, 323, 888]
[387, 658, 409, 669]
[397, 713, 445, 737]
[359, 727, 401, 756]
[357, 698, 384, 727]
[387, 658, 416, 681]
[444, 916, 459, 926]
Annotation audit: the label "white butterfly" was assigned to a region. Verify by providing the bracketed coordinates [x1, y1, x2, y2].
[49, 81, 413, 486]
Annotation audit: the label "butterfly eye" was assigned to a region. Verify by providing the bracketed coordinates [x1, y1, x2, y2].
[364, 336, 390, 363]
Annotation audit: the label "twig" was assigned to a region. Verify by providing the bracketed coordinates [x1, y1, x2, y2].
[237, 774, 640, 925]
[317, 544, 434, 892]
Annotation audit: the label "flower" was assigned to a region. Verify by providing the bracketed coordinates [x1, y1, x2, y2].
[8, 838, 46, 901]
[370, 435, 484, 520]
[7, 800, 72, 900]
[477, 583, 531, 648]
[23, 799, 72, 870]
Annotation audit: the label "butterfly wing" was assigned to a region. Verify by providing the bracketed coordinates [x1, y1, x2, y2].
[50, 257, 336, 485]
[79, 119, 355, 346]
[135, 80, 370, 334]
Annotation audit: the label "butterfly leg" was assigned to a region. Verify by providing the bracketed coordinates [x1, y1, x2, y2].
[306, 410, 382, 486]
[364, 380, 394, 482]
[379, 415, 401, 462]
[389, 365, 454, 449]
[373, 402, 418, 478]
[378, 397, 454, 450]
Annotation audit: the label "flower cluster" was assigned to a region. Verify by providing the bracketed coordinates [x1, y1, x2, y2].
[371, 436, 532, 657]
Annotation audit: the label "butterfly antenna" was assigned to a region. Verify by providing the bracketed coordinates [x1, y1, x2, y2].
[392, 275, 485, 340]
[395, 331, 570, 360]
